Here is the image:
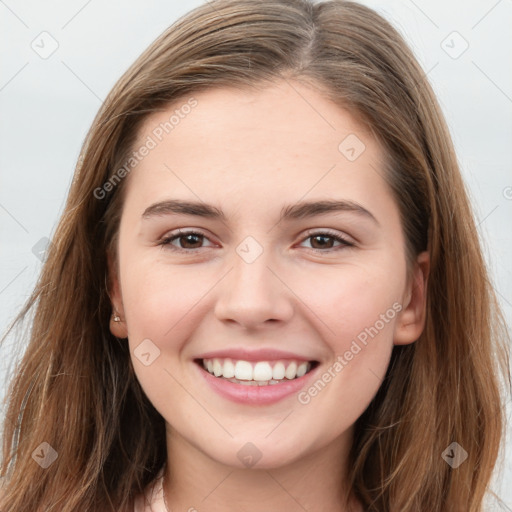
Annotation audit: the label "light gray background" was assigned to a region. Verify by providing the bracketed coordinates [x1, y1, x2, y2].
[1, 0, 511, 508]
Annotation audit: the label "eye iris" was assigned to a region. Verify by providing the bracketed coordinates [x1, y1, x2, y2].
[180, 233, 203, 249]
[311, 235, 334, 249]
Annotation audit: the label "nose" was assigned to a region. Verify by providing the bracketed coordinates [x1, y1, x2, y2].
[213, 249, 294, 330]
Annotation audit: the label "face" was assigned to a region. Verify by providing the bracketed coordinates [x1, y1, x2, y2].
[109, 79, 428, 470]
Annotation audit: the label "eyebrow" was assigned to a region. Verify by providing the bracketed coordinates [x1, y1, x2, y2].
[142, 199, 379, 225]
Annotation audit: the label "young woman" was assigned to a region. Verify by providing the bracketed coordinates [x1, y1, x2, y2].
[1, 0, 510, 511]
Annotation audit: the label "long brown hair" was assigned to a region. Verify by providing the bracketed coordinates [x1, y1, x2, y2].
[1, 1, 510, 510]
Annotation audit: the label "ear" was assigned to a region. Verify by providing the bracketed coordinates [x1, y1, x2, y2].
[107, 251, 128, 339]
[393, 251, 430, 345]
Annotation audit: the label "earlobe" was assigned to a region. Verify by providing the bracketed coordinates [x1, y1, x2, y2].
[393, 251, 430, 345]
[110, 311, 128, 339]
[106, 251, 128, 339]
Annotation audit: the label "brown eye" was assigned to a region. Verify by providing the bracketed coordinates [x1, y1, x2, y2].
[175, 233, 204, 249]
[159, 230, 213, 252]
[310, 234, 336, 249]
[300, 231, 354, 252]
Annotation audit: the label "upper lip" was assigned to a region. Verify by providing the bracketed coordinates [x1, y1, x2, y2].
[194, 348, 318, 363]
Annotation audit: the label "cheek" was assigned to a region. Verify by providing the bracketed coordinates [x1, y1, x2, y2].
[121, 258, 208, 336]
[120, 262, 208, 413]
[291, 265, 402, 420]
[299, 260, 405, 342]
[294, 302, 398, 444]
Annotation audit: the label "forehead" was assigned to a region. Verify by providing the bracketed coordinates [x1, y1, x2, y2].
[125, 79, 391, 215]
[136, 79, 378, 156]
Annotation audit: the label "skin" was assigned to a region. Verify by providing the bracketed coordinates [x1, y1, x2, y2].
[109, 78, 429, 512]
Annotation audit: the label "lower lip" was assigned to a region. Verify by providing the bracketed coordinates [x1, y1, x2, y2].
[194, 361, 318, 405]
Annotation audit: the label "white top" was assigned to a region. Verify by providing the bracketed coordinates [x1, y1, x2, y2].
[133, 468, 166, 512]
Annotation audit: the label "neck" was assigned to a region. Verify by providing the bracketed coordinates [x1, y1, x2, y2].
[162, 426, 362, 512]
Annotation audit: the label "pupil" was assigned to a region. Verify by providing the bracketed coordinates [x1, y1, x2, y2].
[312, 235, 332, 249]
[183, 234, 201, 248]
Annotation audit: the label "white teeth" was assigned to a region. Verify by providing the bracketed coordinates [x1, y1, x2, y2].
[226, 378, 284, 386]
[200, 357, 313, 383]
[253, 361, 273, 381]
[223, 359, 235, 378]
[213, 359, 223, 377]
[296, 362, 308, 377]
[272, 362, 286, 380]
[234, 360, 253, 381]
[285, 362, 297, 380]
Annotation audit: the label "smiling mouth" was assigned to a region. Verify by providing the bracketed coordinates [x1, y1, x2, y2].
[194, 358, 320, 386]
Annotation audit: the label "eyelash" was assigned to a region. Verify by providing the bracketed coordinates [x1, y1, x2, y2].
[158, 229, 355, 253]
